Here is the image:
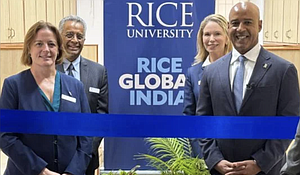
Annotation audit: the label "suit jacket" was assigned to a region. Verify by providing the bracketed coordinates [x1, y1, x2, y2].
[281, 122, 300, 175]
[0, 69, 92, 175]
[56, 56, 108, 170]
[196, 47, 300, 175]
[183, 62, 204, 158]
[183, 62, 204, 116]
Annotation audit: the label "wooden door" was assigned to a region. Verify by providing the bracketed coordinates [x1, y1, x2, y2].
[9, 0, 25, 43]
[0, 0, 10, 43]
[46, 0, 56, 26]
[283, 0, 298, 43]
[263, 0, 273, 42]
[55, 0, 63, 27]
[24, 0, 47, 33]
[272, 0, 284, 42]
[0, 49, 27, 90]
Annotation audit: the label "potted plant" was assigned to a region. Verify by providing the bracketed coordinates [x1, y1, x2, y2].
[101, 165, 140, 175]
[136, 138, 210, 175]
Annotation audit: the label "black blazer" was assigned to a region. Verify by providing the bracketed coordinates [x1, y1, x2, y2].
[0, 69, 92, 175]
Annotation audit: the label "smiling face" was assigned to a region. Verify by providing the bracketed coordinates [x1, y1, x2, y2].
[30, 28, 58, 68]
[202, 21, 228, 56]
[228, 2, 262, 54]
[61, 21, 85, 61]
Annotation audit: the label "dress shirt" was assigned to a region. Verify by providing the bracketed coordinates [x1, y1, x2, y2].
[195, 56, 211, 86]
[202, 56, 211, 68]
[229, 43, 261, 98]
[63, 56, 81, 80]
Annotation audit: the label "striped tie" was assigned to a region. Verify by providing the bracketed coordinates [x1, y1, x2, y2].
[68, 63, 74, 77]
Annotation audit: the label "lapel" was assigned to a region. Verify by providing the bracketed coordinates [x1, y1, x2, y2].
[241, 48, 272, 109]
[59, 73, 76, 111]
[217, 53, 236, 112]
[25, 70, 48, 111]
[198, 62, 204, 85]
[80, 56, 89, 90]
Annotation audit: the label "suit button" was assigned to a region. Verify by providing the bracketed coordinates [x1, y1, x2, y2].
[54, 159, 58, 163]
[53, 140, 57, 144]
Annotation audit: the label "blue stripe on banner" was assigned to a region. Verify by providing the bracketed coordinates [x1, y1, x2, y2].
[0, 109, 299, 139]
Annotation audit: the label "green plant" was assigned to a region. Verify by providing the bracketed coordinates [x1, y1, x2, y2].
[136, 138, 210, 175]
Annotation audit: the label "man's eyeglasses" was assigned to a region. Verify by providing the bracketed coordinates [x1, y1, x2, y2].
[64, 32, 85, 41]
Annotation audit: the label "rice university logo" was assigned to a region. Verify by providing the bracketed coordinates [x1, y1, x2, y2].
[127, 2, 194, 38]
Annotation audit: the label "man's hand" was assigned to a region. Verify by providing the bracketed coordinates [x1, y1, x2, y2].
[225, 160, 261, 175]
[39, 168, 60, 175]
[214, 160, 244, 174]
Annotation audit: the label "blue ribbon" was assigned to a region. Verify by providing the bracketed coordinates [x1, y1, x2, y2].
[0, 109, 299, 139]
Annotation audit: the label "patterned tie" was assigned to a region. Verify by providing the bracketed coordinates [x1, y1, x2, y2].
[68, 63, 74, 77]
[233, 55, 245, 113]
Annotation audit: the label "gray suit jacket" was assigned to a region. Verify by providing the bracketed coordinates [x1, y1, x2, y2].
[56, 56, 108, 169]
[281, 122, 300, 175]
[196, 47, 300, 175]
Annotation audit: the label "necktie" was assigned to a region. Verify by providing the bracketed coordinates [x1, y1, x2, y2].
[68, 63, 74, 77]
[233, 55, 245, 113]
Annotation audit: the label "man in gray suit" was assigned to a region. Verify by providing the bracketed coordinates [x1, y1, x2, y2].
[56, 15, 108, 175]
[281, 122, 300, 175]
[196, 2, 300, 175]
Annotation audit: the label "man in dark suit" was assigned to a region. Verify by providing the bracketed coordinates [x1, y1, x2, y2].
[196, 2, 300, 175]
[56, 15, 108, 175]
[281, 122, 300, 174]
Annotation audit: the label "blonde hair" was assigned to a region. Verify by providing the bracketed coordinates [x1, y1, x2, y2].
[21, 21, 64, 66]
[194, 14, 232, 65]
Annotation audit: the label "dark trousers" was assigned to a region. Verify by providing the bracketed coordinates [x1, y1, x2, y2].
[86, 137, 102, 175]
[85, 153, 98, 175]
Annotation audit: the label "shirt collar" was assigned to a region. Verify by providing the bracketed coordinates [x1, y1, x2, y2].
[230, 43, 261, 64]
[63, 56, 81, 72]
[202, 56, 211, 68]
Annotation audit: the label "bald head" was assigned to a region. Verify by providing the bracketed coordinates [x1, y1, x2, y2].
[230, 2, 260, 21]
[228, 1, 262, 54]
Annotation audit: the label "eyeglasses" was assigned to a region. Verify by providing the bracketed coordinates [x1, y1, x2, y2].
[64, 32, 85, 41]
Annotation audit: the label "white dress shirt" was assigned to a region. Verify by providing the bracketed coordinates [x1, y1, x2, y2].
[202, 56, 211, 68]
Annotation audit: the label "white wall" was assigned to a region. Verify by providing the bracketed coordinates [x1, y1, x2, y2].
[77, 0, 104, 64]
